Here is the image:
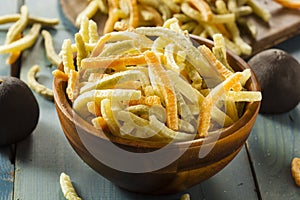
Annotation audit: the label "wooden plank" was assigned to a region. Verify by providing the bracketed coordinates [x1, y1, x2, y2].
[0, 32, 14, 200]
[245, 0, 300, 56]
[25, 0, 59, 17]
[0, 32, 10, 76]
[0, 147, 14, 200]
[13, 27, 75, 199]
[0, 1, 20, 200]
[24, 0, 64, 30]
[247, 108, 300, 199]
[247, 36, 300, 199]
[79, 147, 257, 200]
[0, 0, 20, 31]
[199, 147, 258, 200]
[0, 0, 19, 76]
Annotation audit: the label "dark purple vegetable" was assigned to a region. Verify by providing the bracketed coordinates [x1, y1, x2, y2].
[248, 49, 300, 114]
[0, 76, 39, 145]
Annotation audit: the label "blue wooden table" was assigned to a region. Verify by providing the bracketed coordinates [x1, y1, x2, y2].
[0, 0, 300, 199]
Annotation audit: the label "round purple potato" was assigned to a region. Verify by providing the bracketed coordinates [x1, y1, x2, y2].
[248, 49, 300, 114]
[0, 76, 39, 145]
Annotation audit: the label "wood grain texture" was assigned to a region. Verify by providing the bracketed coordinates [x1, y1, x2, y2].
[245, 0, 300, 56]
[247, 108, 300, 199]
[0, 32, 10, 76]
[0, 0, 19, 76]
[0, 0, 19, 31]
[247, 35, 300, 200]
[0, 147, 13, 200]
[14, 27, 76, 200]
[59, 0, 300, 57]
[0, 1, 19, 200]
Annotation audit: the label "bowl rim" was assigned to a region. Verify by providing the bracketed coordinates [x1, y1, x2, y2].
[53, 35, 261, 149]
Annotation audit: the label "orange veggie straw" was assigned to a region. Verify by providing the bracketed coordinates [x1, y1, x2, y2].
[6, 51, 21, 64]
[90, 33, 112, 57]
[198, 72, 243, 137]
[198, 45, 242, 91]
[52, 69, 69, 81]
[92, 116, 109, 131]
[144, 50, 179, 131]
[187, 0, 213, 21]
[129, 95, 162, 106]
[273, 0, 300, 8]
[215, 24, 231, 39]
[87, 101, 102, 117]
[6, 33, 22, 64]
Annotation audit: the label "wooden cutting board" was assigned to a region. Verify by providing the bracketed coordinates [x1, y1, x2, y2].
[59, 0, 300, 57]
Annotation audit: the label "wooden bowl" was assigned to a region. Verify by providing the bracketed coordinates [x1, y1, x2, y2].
[53, 35, 261, 194]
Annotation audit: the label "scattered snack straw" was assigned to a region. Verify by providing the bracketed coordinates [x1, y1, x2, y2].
[60, 172, 82, 200]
